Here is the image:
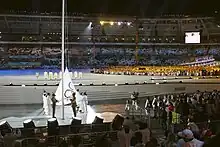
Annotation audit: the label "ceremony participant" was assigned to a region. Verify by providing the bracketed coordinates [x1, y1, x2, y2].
[82, 92, 88, 113]
[70, 92, 77, 117]
[45, 93, 51, 115]
[145, 98, 150, 115]
[42, 90, 47, 113]
[75, 89, 82, 110]
[131, 91, 139, 110]
[51, 93, 58, 118]
[152, 97, 158, 118]
[79, 92, 84, 113]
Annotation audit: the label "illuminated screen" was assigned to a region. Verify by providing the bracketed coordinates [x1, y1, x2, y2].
[185, 32, 200, 44]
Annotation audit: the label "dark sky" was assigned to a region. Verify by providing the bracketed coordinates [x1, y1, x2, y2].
[0, 0, 219, 16]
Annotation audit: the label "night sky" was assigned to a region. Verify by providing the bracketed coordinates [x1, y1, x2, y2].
[0, 0, 219, 16]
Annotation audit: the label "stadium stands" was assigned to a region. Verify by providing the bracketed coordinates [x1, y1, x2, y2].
[0, 13, 220, 69]
[1, 46, 220, 69]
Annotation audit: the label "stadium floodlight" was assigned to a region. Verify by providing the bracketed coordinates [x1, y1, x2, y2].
[118, 22, 122, 26]
[100, 21, 104, 25]
[47, 118, 59, 136]
[0, 121, 12, 134]
[127, 22, 131, 26]
[110, 21, 114, 25]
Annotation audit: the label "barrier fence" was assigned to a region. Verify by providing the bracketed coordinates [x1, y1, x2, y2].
[14, 130, 118, 147]
[125, 102, 151, 128]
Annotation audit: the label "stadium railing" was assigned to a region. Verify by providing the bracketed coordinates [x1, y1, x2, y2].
[14, 130, 118, 147]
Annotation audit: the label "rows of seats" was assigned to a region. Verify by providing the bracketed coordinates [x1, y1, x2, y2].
[2, 46, 220, 68]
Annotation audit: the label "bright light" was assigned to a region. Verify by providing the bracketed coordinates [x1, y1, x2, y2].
[48, 118, 57, 122]
[110, 22, 114, 25]
[118, 22, 122, 26]
[86, 105, 96, 124]
[185, 32, 200, 44]
[0, 121, 6, 125]
[127, 22, 131, 26]
[24, 119, 32, 124]
[100, 21, 104, 25]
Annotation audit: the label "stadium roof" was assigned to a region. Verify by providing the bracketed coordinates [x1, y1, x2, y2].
[0, 14, 219, 36]
[0, 0, 219, 17]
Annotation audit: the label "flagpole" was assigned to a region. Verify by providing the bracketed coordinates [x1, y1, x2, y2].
[61, 0, 65, 120]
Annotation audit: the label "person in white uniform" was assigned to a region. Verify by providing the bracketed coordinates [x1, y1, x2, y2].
[76, 89, 83, 113]
[145, 98, 150, 115]
[45, 93, 52, 115]
[42, 90, 47, 113]
[82, 92, 88, 113]
[79, 92, 85, 113]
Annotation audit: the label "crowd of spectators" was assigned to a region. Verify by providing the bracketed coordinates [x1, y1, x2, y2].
[99, 66, 220, 77]
[1, 46, 220, 69]
[90, 46, 220, 66]
[117, 117, 159, 147]
[143, 90, 220, 147]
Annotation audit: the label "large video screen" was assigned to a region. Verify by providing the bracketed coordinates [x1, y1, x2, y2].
[185, 32, 200, 44]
